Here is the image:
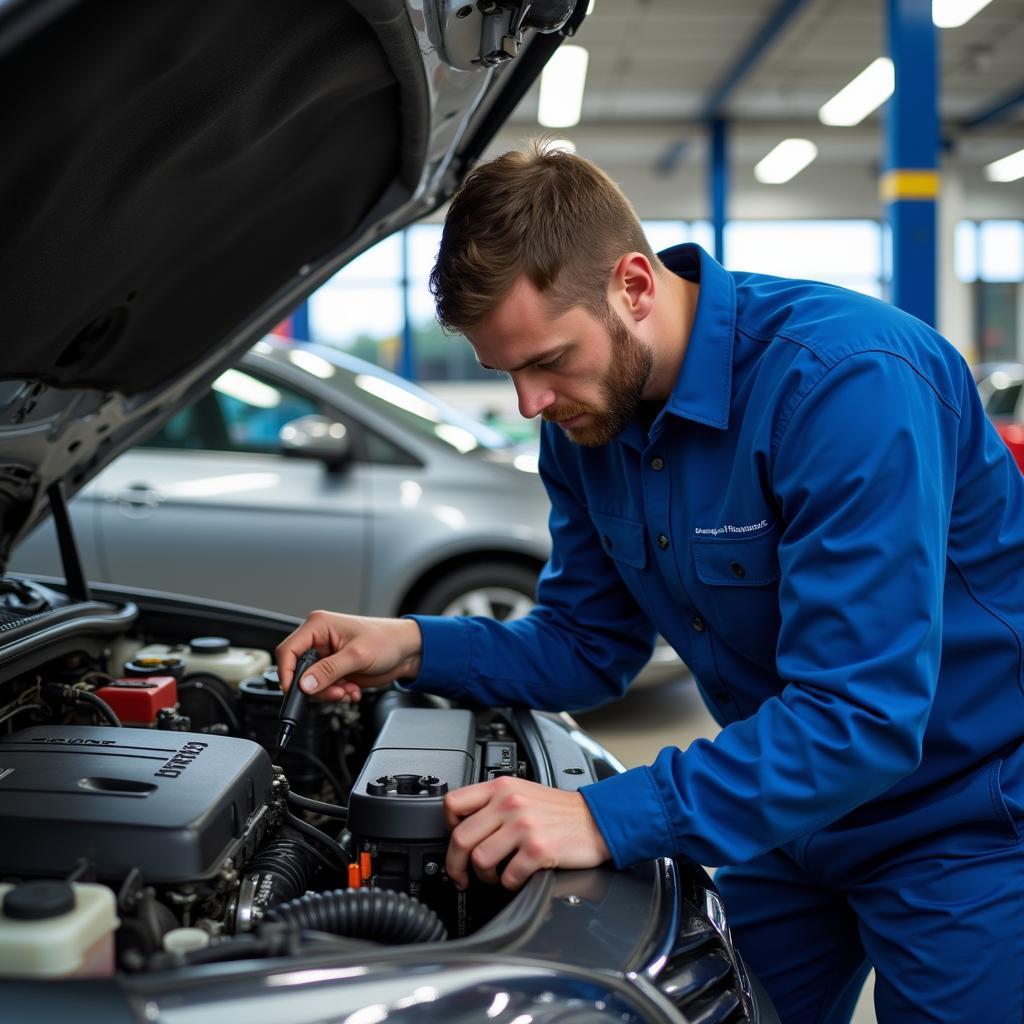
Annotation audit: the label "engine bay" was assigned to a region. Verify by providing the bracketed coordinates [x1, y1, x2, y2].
[0, 578, 535, 978]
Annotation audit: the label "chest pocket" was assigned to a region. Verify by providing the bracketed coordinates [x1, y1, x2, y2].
[590, 511, 647, 570]
[691, 528, 781, 660]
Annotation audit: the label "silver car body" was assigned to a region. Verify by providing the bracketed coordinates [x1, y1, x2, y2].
[13, 340, 551, 620]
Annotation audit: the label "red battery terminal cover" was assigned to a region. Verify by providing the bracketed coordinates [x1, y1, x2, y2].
[95, 676, 178, 724]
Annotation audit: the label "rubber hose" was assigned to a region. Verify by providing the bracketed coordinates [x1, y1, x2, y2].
[287, 790, 348, 820]
[266, 888, 447, 944]
[246, 838, 323, 909]
[179, 675, 242, 734]
[75, 689, 121, 727]
[283, 811, 347, 871]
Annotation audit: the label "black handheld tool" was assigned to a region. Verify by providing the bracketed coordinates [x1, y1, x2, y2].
[277, 647, 319, 750]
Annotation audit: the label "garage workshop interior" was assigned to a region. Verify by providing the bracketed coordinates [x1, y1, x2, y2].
[0, 2, 1022, 1024]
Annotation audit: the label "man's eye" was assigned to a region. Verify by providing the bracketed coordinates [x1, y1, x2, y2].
[538, 355, 564, 370]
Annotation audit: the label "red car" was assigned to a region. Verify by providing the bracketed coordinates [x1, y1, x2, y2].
[975, 362, 1024, 472]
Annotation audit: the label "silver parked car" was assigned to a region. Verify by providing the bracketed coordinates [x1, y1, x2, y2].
[13, 338, 549, 622]
[11, 338, 683, 683]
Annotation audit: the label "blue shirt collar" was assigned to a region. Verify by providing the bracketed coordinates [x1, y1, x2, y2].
[657, 243, 736, 432]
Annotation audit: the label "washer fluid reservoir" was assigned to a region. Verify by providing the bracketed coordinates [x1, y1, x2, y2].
[0, 882, 118, 978]
[132, 636, 272, 688]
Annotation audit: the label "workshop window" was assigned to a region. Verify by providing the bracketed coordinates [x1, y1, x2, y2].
[955, 220, 1024, 363]
[307, 234, 405, 371]
[725, 220, 884, 298]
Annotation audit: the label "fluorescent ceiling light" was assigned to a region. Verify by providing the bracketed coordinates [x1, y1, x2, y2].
[819, 58, 894, 127]
[754, 139, 818, 184]
[932, 0, 993, 27]
[538, 45, 589, 128]
[985, 147, 1024, 183]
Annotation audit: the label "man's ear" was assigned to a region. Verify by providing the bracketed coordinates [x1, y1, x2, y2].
[609, 252, 656, 323]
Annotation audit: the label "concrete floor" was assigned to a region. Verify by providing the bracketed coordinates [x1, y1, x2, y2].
[576, 671, 878, 1024]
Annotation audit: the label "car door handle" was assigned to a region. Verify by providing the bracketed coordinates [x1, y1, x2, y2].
[108, 485, 165, 508]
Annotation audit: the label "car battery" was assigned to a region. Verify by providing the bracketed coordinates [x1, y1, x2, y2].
[94, 676, 178, 725]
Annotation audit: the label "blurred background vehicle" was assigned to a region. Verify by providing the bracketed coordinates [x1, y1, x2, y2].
[12, 337, 682, 685]
[975, 361, 1024, 472]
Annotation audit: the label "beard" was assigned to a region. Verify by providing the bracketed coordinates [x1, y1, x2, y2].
[542, 309, 653, 447]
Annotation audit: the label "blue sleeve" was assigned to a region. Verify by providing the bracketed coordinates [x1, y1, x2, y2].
[404, 426, 656, 711]
[583, 351, 958, 867]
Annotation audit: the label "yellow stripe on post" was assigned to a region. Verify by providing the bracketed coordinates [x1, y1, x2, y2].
[879, 169, 940, 202]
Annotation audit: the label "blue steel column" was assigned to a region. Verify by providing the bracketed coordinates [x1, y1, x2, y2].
[884, 0, 938, 326]
[709, 119, 728, 264]
[291, 301, 311, 342]
[399, 229, 416, 381]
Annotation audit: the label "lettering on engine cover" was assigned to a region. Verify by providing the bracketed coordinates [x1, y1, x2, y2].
[154, 740, 208, 778]
[30, 736, 116, 745]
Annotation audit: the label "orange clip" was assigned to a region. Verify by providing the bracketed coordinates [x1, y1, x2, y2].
[347, 862, 361, 889]
[359, 851, 372, 882]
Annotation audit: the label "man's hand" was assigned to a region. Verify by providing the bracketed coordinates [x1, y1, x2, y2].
[276, 610, 423, 702]
[444, 776, 611, 890]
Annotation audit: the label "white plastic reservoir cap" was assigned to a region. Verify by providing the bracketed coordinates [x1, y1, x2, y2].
[162, 927, 211, 954]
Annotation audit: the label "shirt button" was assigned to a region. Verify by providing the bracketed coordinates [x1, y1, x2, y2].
[650, 457, 664, 471]
[691, 616, 705, 632]
[602, 534, 613, 551]
[730, 560, 746, 578]
[658, 534, 669, 550]
[713, 690, 733, 704]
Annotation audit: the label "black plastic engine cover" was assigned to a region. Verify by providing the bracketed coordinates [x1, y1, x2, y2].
[348, 709, 477, 841]
[0, 726, 273, 883]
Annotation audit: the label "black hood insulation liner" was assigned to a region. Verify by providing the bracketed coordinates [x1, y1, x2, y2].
[0, 0, 405, 394]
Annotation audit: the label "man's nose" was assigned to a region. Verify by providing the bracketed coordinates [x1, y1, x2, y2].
[514, 378, 555, 420]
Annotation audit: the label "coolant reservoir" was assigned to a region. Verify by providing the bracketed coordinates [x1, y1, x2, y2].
[0, 881, 118, 978]
[132, 637, 272, 687]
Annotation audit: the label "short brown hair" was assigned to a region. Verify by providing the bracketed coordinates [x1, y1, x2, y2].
[430, 141, 658, 334]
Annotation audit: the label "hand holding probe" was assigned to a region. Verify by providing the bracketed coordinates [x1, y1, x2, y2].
[277, 646, 319, 750]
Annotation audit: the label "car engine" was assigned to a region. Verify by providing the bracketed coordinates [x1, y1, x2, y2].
[0, 580, 527, 976]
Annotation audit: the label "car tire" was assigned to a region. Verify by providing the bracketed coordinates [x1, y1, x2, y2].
[413, 562, 538, 621]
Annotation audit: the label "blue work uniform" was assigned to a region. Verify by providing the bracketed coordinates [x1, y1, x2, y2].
[407, 244, 1024, 1023]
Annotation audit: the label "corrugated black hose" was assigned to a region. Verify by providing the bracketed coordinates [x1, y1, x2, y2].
[266, 888, 447, 944]
[246, 837, 325, 909]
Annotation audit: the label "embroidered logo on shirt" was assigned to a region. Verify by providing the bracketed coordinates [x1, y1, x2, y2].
[694, 519, 769, 537]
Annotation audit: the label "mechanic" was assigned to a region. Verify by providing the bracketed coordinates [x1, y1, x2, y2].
[279, 143, 1024, 1023]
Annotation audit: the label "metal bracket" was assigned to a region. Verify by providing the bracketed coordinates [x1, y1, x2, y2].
[432, 1, 576, 72]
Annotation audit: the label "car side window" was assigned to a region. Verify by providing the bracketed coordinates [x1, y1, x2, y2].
[362, 427, 420, 466]
[143, 370, 321, 455]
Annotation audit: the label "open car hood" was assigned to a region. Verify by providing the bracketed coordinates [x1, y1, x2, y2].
[0, 0, 583, 569]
